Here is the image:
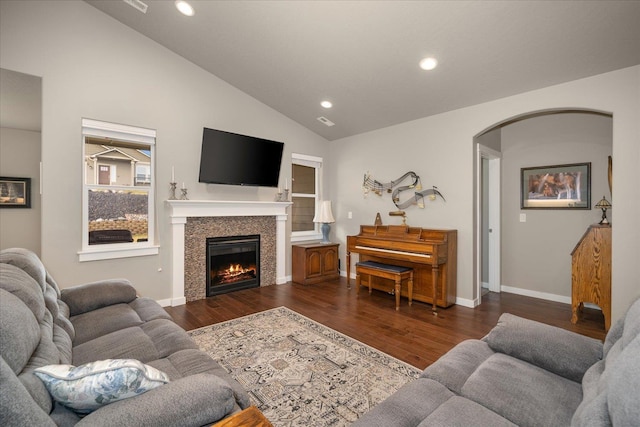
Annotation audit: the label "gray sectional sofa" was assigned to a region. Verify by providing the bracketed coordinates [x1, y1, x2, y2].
[354, 297, 640, 427]
[0, 248, 250, 426]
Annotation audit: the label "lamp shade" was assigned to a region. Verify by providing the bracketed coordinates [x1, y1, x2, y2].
[594, 196, 612, 209]
[313, 200, 335, 223]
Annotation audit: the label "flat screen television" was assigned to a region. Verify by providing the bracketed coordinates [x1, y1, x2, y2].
[198, 127, 284, 187]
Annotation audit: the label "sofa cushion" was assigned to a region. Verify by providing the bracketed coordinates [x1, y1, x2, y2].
[418, 396, 517, 427]
[483, 313, 602, 382]
[71, 303, 144, 346]
[34, 359, 169, 414]
[351, 378, 455, 427]
[603, 316, 624, 357]
[607, 335, 640, 426]
[0, 289, 41, 374]
[53, 323, 74, 365]
[462, 353, 583, 427]
[129, 297, 173, 322]
[621, 299, 640, 348]
[72, 327, 161, 366]
[74, 373, 237, 427]
[421, 339, 494, 394]
[0, 357, 56, 427]
[61, 280, 137, 316]
[1, 271, 65, 415]
[147, 349, 251, 409]
[0, 247, 48, 292]
[571, 388, 611, 426]
[72, 319, 200, 366]
[140, 319, 199, 358]
[0, 263, 46, 321]
[148, 349, 230, 379]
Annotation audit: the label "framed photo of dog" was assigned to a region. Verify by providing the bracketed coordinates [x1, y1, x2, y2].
[0, 177, 31, 208]
[521, 163, 591, 209]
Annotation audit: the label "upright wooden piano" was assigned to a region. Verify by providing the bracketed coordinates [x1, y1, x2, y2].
[347, 225, 457, 309]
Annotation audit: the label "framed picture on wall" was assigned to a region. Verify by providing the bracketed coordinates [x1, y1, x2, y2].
[0, 177, 31, 208]
[521, 163, 590, 209]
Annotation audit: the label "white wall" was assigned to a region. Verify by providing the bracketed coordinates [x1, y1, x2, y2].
[331, 66, 640, 322]
[0, 127, 41, 255]
[501, 113, 612, 300]
[0, 1, 330, 300]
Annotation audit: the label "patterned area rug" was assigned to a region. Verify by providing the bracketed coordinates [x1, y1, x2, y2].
[188, 307, 420, 426]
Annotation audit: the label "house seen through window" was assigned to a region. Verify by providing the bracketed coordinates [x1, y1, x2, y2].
[80, 119, 158, 261]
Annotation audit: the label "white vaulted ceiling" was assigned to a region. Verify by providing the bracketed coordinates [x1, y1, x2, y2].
[85, 0, 640, 141]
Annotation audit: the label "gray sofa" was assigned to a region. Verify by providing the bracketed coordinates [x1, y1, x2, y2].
[0, 248, 250, 426]
[354, 297, 640, 426]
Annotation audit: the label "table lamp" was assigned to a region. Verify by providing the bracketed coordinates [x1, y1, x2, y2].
[594, 196, 611, 225]
[313, 200, 335, 243]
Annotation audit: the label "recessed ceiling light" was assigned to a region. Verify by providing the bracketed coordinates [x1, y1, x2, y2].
[175, 0, 194, 16]
[419, 57, 438, 71]
[321, 100, 333, 109]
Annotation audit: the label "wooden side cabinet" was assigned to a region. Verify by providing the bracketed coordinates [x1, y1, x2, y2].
[292, 242, 340, 285]
[571, 224, 611, 330]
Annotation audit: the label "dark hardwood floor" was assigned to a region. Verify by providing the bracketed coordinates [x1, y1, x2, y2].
[164, 277, 606, 370]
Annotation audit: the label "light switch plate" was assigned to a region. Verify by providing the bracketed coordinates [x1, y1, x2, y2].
[520, 213, 526, 222]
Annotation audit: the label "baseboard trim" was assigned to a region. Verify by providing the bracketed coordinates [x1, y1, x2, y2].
[500, 286, 601, 310]
[455, 297, 477, 308]
[279, 275, 292, 284]
[501, 285, 570, 304]
[171, 296, 186, 307]
[157, 298, 171, 307]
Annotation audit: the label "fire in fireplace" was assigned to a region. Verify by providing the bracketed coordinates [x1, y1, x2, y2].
[206, 235, 260, 296]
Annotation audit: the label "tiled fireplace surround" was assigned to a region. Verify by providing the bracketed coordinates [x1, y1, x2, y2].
[166, 200, 291, 306]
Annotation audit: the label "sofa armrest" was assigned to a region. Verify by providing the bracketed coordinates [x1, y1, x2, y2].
[483, 313, 603, 382]
[61, 279, 137, 316]
[76, 373, 238, 427]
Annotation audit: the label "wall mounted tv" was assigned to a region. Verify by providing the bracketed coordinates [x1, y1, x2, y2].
[198, 127, 284, 187]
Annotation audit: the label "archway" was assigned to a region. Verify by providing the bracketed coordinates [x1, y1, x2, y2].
[473, 108, 612, 306]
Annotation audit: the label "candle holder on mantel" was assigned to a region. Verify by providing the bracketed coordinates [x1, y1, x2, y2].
[275, 189, 289, 202]
[169, 182, 178, 200]
[180, 187, 189, 200]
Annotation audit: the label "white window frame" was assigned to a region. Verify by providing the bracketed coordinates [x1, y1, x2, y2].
[78, 118, 159, 261]
[291, 153, 323, 242]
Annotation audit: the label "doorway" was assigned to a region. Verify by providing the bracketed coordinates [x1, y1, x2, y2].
[0, 68, 42, 254]
[474, 109, 612, 308]
[479, 146, 501, 296]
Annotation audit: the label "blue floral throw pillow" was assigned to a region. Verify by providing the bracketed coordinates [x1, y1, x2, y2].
[34, 359, 169, 414]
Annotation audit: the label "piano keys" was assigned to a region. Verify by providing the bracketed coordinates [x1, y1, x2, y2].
[347, 225, 457, 310]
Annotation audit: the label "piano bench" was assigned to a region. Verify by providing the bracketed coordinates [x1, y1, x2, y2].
[355, 261, 414, 311]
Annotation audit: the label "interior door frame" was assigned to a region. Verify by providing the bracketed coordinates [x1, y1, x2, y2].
[476, 144, 502, 302]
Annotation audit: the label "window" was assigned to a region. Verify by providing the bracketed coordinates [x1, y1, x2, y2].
[291, 153, 322, 242]
[79, 119, 158, 261]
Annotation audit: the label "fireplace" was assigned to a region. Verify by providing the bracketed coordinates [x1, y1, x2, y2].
[206, 235, 260, 296]
[166, 200, 290, 305]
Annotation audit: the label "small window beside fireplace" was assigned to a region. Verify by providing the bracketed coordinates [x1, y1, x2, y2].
[206, 235, 260, 297]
